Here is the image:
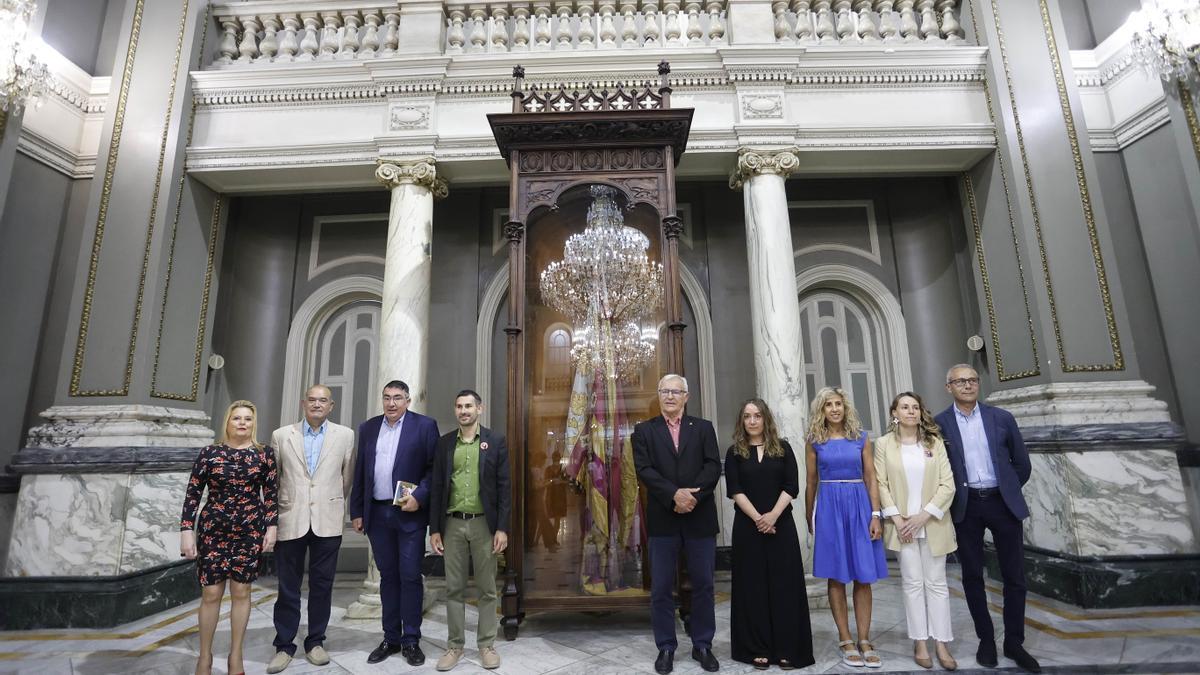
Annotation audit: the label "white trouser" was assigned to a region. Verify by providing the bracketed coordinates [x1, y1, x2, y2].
[897, 538, 953, 641]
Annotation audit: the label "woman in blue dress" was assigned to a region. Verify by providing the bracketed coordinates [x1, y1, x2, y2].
[805, 386, 888, 668]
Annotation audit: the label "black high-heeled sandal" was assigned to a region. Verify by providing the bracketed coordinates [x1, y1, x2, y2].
[752, 656, 769, 670]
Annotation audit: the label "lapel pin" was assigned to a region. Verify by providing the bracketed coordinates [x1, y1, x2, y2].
[481, 442, 489, 451]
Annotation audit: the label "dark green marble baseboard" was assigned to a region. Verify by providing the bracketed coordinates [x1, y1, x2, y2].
[984, 544, 1200, 608]
[0, 560, 201, 629]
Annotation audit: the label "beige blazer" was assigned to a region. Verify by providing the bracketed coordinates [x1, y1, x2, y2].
[270, 421, 356, 541]
[874, 431, 957, 556]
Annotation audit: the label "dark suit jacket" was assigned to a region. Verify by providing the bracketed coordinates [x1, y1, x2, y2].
[935, 402, 1031, 523]
[632, 414, 722, 538]
[349, 411, 439, 532]
[429, 426, 511, 537]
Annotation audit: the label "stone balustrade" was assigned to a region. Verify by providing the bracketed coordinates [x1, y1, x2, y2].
[205, 0, 968, 68]
[446, 1, 727, 54]
[211, 2, 401, 65]
[774, 0, 963, 44]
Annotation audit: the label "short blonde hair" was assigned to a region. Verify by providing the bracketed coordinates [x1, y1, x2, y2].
[805, 387, 864, 444]
[219, 400, 262, 448]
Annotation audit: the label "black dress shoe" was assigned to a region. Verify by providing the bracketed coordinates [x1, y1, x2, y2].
[1004, 643, 1042, 673]
[691, 647, 719, 672]
[367, 640, 403, 664]
[401, 643, 426, 666]
[976, 640, 998, 668]
[654, 649, 674, 674]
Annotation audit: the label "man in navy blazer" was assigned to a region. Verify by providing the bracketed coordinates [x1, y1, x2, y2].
[350, 380, 439, 666]
[934, 364, 1040, 673]
[632, 374, 722, 675]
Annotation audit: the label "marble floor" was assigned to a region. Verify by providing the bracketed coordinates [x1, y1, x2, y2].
[1, 564, 1198, 675]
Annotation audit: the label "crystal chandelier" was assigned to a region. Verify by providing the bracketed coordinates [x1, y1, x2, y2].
[0, 0, 49, 115]
[1131, 0, 1200, 98]
[540, 185, 663, 382]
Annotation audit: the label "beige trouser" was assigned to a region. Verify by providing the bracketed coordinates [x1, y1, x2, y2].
[898, 538, 953, 642]
[443, 515, 498, 649]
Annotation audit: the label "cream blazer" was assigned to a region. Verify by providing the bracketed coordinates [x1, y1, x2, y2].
[874, 431, 957, 556]
[270, 421, 356, 541]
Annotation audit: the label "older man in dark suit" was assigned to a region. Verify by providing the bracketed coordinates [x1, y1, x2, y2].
[350, 380, 439, 666]
[934, 364, 1040, 673]
[632, 374, 722, 675]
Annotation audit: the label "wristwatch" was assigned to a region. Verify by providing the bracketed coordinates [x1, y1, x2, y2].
[871, 511, 881, 519]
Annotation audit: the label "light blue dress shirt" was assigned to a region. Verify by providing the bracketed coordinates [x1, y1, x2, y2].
[303, 420, 327, 475]
[954, 404, 998, 488]
[373, 414, 405, 500]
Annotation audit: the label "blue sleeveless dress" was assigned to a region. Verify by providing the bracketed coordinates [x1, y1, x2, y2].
[811, 435, 888, 584]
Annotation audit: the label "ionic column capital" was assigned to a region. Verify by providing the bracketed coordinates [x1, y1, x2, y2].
[729, 148, 800, 190]
[375, 158, 449, 198]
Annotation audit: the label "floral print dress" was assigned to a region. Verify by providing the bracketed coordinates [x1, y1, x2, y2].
[180, 443, 278, 586]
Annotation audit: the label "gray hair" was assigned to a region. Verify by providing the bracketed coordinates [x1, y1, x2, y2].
[945, 363, 976, 383]
[657, 373, 688, 392]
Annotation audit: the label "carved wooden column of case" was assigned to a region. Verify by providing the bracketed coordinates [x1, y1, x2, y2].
[488, 63, 693, 638]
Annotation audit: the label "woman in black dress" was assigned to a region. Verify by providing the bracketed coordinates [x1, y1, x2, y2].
[180, 400, 278, 675]
[726, 398, 815, 670]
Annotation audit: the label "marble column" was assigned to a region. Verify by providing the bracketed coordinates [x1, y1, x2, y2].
[346, 158, 446, 619]
[730, 149, 825, 606]
[959, 0, 1198, 606]
[1, 0, 221, 629]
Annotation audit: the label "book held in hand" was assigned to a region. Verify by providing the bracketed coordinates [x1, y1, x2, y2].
[394, 480, 417, 506]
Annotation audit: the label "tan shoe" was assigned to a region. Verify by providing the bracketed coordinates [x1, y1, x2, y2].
[305, 645, 330, 666]
[266, 651, 292, 674]
[436, 648, 464, 672]
[480, 645, 501, 670]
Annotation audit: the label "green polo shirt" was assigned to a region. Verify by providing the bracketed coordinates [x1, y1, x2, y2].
[448, 429, 484, 515]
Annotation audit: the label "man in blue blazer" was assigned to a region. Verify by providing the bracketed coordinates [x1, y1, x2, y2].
[934, 364, 1040, 673]
[350, 380, 439, 666]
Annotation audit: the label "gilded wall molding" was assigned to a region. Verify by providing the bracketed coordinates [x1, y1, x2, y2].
[1036, 0, 1123, 372]
[728, 148, 799, 190]
[152, 6, 214, 402]
[375, 159, 449, 199]
[1181, 83, 1200, 167]
[982, 0, 1123, 377]
[69, 0, 146, 397]
[966, 0, 1040, 381]
[962, 174, 1040, 381]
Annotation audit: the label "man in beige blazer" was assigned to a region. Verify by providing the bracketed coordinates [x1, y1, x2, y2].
[267, 384, 355, 673]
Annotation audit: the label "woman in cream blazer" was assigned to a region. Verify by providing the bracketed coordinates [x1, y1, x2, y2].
[874, 391, 958, 671]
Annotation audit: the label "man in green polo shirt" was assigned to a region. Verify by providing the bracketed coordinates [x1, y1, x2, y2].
[429, 389, 511, 671]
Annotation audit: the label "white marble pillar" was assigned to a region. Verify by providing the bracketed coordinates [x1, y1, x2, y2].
[346, 158, 446, 619]
[375, 158, 447, 409]
[730, 149, 824, 606]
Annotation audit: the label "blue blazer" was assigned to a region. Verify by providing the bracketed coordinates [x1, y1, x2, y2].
[934, 402, 1031, 523]
[349, 410, 440, 532]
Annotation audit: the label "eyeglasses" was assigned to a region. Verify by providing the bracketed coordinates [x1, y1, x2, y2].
[657, 388, 687, 397]
[948, 377, 980, 387]
[382, 395, 410, 403]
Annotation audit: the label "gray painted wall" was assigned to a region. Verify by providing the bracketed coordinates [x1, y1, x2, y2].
[1092, 151, 1182, 425]
[1119, 126, 1200, 441]
[208, 196, 304, 440]
[41, 0, 112, 75]
[0, 155, 85, 465]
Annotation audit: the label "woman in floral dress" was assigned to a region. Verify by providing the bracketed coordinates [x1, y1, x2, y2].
[180, 400, 278, 675]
